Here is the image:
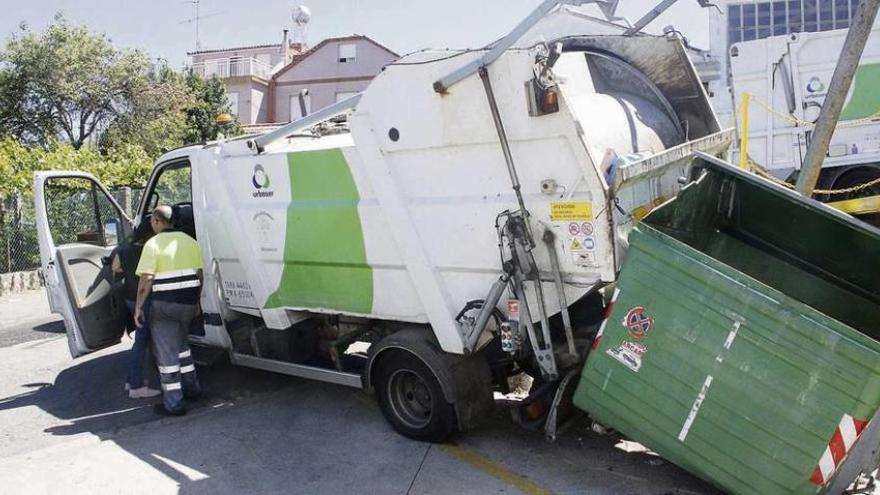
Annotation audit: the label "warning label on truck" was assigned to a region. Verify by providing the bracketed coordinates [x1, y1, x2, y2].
[550, 202, 592, 221]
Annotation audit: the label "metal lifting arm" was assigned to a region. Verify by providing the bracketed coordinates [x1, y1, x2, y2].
[432, 0, 608, 94]
[249, 93, 362, 154]
[623, 0, 718, 36]
[623, 0, 679, 35]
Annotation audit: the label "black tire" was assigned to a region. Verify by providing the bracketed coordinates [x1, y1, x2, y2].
[374, 350, 456, 442]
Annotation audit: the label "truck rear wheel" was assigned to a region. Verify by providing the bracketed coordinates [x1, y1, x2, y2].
[374, 350, 456, 442]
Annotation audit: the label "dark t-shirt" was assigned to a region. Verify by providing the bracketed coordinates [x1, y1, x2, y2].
[113, 242, 144, 302]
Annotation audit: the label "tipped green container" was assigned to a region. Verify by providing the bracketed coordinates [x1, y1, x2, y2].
[574, 156, 880, 495]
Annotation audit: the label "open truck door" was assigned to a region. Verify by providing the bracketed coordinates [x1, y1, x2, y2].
[34, 171, 133, 358]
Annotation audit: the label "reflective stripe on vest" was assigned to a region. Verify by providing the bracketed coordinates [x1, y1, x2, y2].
[152, 268, 201, 293]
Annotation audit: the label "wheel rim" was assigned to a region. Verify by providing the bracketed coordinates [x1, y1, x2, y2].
[386, 368, 434, 429]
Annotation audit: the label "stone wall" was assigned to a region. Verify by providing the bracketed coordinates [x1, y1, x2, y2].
[0, 270, 42, 296]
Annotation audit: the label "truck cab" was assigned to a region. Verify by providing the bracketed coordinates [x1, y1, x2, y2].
[33, 146, 230, 358]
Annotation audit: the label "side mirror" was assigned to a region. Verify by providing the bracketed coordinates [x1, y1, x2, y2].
[104, 218, 119, 246]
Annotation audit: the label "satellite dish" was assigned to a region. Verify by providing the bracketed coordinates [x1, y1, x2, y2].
[292, 5, 311, 26]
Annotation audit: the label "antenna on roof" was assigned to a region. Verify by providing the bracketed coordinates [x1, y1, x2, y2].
[291, 5, 311, 47]
[181, 0, 225, 50]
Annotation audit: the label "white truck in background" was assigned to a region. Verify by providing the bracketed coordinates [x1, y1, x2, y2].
[691, 1, 880, 220]
[32, 1, 729, 441]
[729, 27, 880, 201]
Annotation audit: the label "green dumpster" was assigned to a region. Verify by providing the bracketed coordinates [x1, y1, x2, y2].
[573, 155, 880, 495]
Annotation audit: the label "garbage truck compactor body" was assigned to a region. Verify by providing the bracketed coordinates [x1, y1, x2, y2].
[33, 28, 728, 440]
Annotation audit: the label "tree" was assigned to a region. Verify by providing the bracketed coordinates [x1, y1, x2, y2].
[0, 15, 151, 149]
[184, 71, 240, 143]
[100, 63, 193, 158]
[0, 15, 240, 159]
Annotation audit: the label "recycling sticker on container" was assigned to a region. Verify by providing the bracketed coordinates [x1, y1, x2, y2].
[606, 306, 656, 373]
[607, 340, 647, 372]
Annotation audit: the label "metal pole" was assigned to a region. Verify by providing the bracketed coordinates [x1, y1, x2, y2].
[739, 93, 751, 170]
[623, 0, 679, 35]
[122, 187, 132, 219]
[478, 67, 529, 219]
[249, 93, 361, 153]
[795, 0, 880, 196]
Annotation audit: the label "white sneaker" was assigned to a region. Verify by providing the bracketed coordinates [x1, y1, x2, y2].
[129, 386, 162, 399]
[124, 381, 149, 393]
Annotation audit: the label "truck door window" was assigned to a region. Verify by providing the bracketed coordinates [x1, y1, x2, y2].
[44, 177, 124, 247]
[149, 162, 192, 210]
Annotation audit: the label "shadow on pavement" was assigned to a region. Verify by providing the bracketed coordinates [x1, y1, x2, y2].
[0, 344, 431, 494]
[0, 343, 720, 494]
[32, 320, 65, 334]
[0, 348, 294, 438]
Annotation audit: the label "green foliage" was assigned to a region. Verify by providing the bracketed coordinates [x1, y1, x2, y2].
[100, 64, 193, 158]
[0, 137, 152, 200]
[0, 15, 151, 149]
[0, 15, 242, 164]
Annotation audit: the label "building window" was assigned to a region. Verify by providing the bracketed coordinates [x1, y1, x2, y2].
[728, 4, 743, 44]
[289, 92, 311, 120]
[227, 92, 239, 118]
[335, 91, 358, 103]
[339, 43, 357, 63]
[772, 1, 787, 35]
[788, 0, 803, 32]
[727, 0, 856, 47]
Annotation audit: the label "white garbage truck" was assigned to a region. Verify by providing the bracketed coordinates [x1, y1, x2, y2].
[33, 2, 731, 441]
[694, 1, 880, 221]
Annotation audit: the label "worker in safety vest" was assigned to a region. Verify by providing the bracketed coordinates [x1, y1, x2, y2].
[134, 205, 203, 416]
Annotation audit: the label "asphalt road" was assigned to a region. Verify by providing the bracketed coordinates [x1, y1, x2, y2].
[0, 291, 65, 348]
[0, 290, 720, 495]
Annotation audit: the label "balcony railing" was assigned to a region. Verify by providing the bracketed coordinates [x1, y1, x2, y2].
[190, 57, 273, 80]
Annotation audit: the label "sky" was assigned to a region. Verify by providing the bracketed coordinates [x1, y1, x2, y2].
[0, 0, 711, 68]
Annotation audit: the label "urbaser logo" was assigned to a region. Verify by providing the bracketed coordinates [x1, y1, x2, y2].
[252, 164, 274, 198]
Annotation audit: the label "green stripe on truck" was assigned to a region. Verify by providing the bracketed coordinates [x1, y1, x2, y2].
[264, 149, 373, 314]
[841, 64, 880, 121]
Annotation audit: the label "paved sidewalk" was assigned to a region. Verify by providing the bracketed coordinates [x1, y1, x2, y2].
[0, 290, 721, 494]
[0, 334, 719, 495]
[0, 289, 63, 348]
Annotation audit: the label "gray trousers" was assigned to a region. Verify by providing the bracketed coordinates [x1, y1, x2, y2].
[150, 300, 201, 411]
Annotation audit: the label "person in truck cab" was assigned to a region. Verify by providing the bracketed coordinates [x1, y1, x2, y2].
[134, 205, 203, 417]
[111, 227, 160, 399]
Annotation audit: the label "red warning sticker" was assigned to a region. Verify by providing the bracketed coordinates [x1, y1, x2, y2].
[623, 307, 654, 340]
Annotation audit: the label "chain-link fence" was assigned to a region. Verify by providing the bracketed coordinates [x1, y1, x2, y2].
[0, 187, 142, 275]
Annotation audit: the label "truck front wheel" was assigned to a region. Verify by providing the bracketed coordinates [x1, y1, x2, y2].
[374, 350, 456, 442]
